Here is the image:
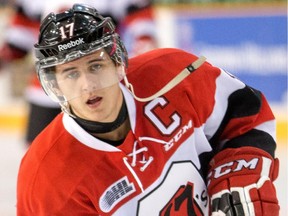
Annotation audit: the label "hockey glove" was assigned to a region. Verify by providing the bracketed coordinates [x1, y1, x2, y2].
[207, 147, 279, 216]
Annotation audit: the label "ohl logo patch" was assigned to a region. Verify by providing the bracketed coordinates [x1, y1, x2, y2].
[99, 176, 135, 213]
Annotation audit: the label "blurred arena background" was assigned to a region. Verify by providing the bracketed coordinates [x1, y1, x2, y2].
[0, 0, 287, 215]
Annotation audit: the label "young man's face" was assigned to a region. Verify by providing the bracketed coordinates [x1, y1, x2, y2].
[55, 49, 124, 122]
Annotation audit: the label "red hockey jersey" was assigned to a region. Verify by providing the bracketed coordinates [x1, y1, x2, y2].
[17, 48, 276, 215]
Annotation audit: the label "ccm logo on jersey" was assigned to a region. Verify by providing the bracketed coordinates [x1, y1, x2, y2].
[58, 38, 85, 51]
[208, 158, 259, 180]
[99, 176, 135, 213]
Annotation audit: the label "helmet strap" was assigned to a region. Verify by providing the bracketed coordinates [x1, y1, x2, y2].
[73, 98, 128, 134]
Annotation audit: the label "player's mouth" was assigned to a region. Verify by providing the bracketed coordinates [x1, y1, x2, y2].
[86, 96, 102, 108]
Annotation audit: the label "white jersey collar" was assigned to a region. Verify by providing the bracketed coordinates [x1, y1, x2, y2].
[62, 83, 136, 151]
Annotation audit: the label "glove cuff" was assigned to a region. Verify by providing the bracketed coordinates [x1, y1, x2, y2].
[207, 146, 279, 187]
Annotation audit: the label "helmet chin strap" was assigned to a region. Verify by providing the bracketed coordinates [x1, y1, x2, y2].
[72, 98, 128, 134]
[124, 56, 206, 102]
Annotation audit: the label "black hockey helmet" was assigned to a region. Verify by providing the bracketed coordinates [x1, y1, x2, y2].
[34, 3, 128, 66]
[34, 4, 128, 111]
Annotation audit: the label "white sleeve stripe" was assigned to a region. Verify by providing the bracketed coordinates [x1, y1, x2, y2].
[254, 120, 276, 141]
[204, 69, 245, 139]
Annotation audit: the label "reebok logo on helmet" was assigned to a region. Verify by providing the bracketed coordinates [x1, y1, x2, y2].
[58, 38, 85, 51]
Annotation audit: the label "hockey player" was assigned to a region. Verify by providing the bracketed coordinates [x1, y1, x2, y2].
[1, 0, 157, 145]
[17, 4, 280, 216]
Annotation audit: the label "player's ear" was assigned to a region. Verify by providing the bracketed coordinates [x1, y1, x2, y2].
[116, 64, 126, 80]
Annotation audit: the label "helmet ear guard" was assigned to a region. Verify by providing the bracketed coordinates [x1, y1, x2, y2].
[106, 35, 128, 68]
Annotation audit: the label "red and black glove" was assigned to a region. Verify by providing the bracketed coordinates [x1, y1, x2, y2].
[207, 147, 279, 216]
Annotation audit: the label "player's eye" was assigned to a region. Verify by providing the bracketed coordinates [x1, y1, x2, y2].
[65, 70, 80, 79]
[89, 63, 102, 73]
